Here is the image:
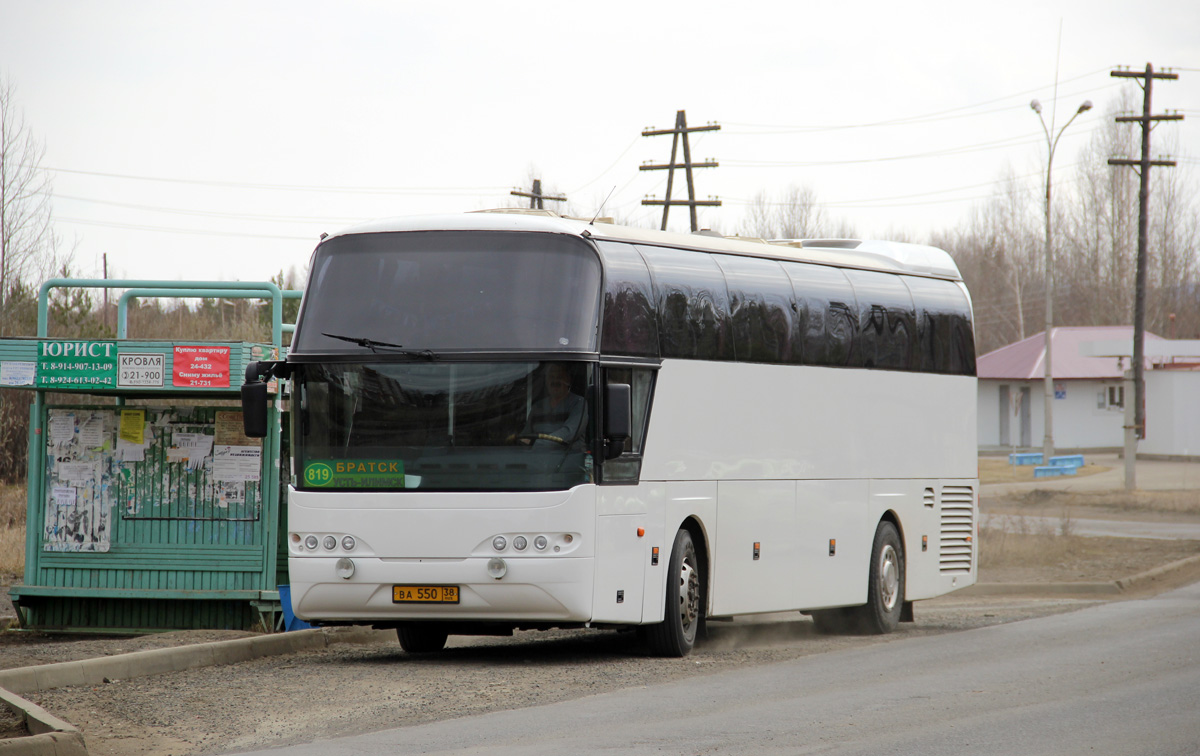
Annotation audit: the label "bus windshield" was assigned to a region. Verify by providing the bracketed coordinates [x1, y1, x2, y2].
[292, 231, 603, 354]
[293, 361, 596, 492]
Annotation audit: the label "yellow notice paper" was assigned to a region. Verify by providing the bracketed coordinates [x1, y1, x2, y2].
[118, 409, 145, 445]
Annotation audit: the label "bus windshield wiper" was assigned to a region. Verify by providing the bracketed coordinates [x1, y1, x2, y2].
[321, 333, 438, 360]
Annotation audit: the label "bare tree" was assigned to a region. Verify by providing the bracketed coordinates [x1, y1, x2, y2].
[737, 184, 852, 240]
[0, 76, 56, 331]
[937, 168, 1041, 354]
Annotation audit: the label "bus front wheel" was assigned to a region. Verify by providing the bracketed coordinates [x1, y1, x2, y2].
[642, 528, 703, 657]
[396, 624, 449, 653]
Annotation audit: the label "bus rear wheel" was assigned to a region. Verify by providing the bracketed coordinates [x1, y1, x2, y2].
[851, 520, 905, 634]
[809, 521, 904, 635]
[642, 528, 702, 657]
[396, 624, 449, 653]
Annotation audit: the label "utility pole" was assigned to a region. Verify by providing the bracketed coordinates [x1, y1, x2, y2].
[1107, 63, 1183, 490]
[510, 179, 566, 211]
[640, 110, 720, 231]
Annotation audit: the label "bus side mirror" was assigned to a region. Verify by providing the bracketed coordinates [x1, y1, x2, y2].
[241, 379, 269, 438]
[604, 383, 631, 460]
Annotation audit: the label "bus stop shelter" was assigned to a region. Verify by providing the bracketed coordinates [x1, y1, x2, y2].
[1, 279, 296, 633]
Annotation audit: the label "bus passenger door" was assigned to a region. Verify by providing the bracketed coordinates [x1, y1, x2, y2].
[592, 485, 660, 623]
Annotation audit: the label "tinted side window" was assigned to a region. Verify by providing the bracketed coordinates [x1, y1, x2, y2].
[715, 255, 798, 364]
[596, 241, 659, 358]
[903, 276, 977, 376]
[638, 245, 733, 361]
[844, 269, 917, 371]
[781, 262, 859, 367]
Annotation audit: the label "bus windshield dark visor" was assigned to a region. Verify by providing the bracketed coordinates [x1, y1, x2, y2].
[293, 362, 596, 491]
[293, 231, 602, 354]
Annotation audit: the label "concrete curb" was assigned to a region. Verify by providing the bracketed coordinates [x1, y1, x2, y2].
[959, 553, 1200, 598]
[0, 687, 86, 756]
[0, 626, 391, 755]
[1116, 553, 1200, 591]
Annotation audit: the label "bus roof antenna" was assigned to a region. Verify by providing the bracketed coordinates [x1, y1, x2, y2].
[591, 186, 616, 225]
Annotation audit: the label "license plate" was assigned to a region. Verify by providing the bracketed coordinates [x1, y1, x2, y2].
[393, 585, 459, 604]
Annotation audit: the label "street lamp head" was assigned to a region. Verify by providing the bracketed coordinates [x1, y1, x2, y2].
[1078, 100, 1094, 114]
[1030, 99, 1043, 114]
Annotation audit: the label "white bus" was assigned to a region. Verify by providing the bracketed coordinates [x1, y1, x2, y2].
[243, 211, 978, 657]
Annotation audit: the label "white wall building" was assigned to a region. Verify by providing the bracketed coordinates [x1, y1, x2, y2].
[977, 327, 1160, 452]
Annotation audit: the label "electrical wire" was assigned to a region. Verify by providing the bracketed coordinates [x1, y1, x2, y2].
[722, 69, 1114, 133]
[49, 192, 361, 225]
[40, 165, 509, 195]
[55, 216, 317, 241]
[721, 122, 1102, 168]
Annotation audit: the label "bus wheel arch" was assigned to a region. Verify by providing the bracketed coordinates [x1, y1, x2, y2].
[642, 517, 708, 657]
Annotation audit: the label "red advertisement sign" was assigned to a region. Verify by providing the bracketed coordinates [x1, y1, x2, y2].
[172, 346, 231, 388]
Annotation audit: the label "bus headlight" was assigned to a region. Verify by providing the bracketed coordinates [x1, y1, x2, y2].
[341, 535, 356, 551]
[492, 536, 507, 551]
[534, 535, 548, 551]
[487, 558, 507, 579]
[304, 535, 319, 550]
[335, 558, 355, 579]
[513, 536, 528, 551]
[323, 535, 337, 551]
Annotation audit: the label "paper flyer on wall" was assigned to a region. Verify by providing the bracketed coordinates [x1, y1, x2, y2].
[212, 445, 261, 482]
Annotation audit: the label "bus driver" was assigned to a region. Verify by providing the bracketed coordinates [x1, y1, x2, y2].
[514, 363, 587, 450]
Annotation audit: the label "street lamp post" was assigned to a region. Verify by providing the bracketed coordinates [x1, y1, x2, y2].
[1030, 98, 1092, 463]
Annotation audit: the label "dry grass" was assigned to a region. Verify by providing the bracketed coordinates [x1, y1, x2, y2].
[978, 512, 1200, 583]
[978, 457, 1108, 484]
[988, 487, 1200, 518]
[0, 484, 25, 577]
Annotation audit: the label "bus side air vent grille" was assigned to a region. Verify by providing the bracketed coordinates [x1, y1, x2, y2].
[939, 485, 974, 574]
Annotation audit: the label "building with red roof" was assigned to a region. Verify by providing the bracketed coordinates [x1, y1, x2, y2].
[978, 326, 1167, 451]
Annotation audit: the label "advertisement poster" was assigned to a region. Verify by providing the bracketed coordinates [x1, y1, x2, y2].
[172, 345, 231, 388]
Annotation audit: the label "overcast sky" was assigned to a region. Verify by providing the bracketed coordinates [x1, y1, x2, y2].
[1, 0, 1197, 287]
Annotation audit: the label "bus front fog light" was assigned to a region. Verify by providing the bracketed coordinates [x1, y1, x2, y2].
[513, 536, 528, 551]
[492, 536, 507, 551]
[341, 535, 356, 551]
[534, 535, 548, 551]
[304, 535, 319, 550]
[323, 535, 337, 551]
[335, 558, 355, 579]
[487, 558, 507, 579]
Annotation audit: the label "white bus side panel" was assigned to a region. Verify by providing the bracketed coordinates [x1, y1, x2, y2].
[795, 479, 871, 610]
[709, 480, 798, 616]
[640, 361, 976, 482]
[637, 359, 977, 613]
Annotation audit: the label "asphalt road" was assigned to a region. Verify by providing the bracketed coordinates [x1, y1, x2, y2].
[230, 580, 1200, 756]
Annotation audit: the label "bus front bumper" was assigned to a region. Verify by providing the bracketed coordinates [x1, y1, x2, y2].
[287, 555, 595, 623]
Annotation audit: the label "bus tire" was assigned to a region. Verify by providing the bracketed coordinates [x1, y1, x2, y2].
[850, 520, 905, 634]
[396, 625, 449, 653]
[642, 528, 703, 657]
